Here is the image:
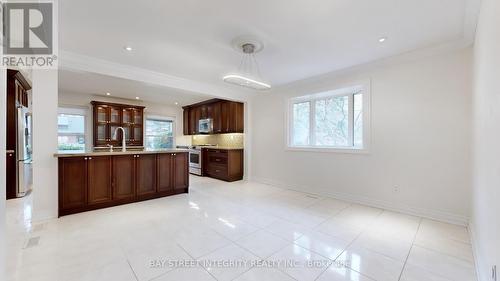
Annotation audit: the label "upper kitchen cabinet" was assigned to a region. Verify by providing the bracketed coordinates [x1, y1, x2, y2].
[91, 101, 145, 148]
[182, 99, 244, 135]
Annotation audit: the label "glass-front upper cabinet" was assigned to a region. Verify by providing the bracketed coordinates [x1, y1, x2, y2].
[122, 108, 133, 124]
[133, 109, 143, 125]
[110, 106, 121, 124]
[96, 106, 108, 123]
[91, 101, 145, 147]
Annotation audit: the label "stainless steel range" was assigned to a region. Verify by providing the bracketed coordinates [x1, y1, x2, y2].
[185, 144, 217, 176]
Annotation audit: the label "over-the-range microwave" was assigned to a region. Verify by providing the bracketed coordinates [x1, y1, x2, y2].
[198, 118, 213, 134]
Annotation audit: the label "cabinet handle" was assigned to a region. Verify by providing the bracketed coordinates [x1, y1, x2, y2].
[84, 157, 88, 160]
[215, 170, 220, 172]
[137, 155, 140, 158]
[8, 154, 12, 157]
[88, 157, 92, 160]
[216, 159, 220, 162]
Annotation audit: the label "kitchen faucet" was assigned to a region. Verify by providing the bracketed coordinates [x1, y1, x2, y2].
[113, 127, 126, 152]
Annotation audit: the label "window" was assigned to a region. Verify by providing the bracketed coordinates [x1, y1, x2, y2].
[288, 83, 370, 151]
[58, 108, 87, 152]
[145, 117, 174, 149]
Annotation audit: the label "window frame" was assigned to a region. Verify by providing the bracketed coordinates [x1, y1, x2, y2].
[144, 115, 176, 149]
[57, 106, 89, 152]
[286, 80, 371, 154]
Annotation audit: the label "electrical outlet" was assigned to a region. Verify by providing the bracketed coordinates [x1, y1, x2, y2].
[393, 186, 399, 192]
[492, 265, 497, 281]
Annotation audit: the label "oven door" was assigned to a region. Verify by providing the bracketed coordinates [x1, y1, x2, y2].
[189, 150, 201, 169]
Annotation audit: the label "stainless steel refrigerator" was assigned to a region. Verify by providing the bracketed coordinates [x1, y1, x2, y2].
[17, 106, 33, 197]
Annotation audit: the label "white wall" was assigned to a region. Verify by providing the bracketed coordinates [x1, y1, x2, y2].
[32, 70, 59, 221]
[251, 48, 472, 224]
[470, 0, 500, 279]
[58, 92, 190, 147]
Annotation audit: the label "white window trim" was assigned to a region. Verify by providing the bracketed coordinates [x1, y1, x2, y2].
[58, 106, 90, 151]
[145, 114, 176, 148]
[285, 80, 371, 154]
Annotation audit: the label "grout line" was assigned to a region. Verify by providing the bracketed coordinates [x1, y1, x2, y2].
[398, 217, 423, 281]
[126, 258, 140, 281]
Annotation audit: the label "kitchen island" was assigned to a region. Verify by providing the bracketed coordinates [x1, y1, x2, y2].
[54, 149, 189, 216]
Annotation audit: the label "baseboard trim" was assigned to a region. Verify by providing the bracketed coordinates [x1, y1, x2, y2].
[468, 221, 483, 281]
[252, 176, 469, 226]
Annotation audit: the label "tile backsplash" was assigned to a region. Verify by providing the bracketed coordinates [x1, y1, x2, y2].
[191, 133, 244, 148]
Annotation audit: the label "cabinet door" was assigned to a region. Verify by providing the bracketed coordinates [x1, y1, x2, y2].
[183, 109, 190, 135]
[212, 102, 222, 133]
[173, 153, 188, 190]
[133, 109, 143, 125]
[88, 156, 112, 205]
[109, 106, 121, 124]
[131, 125, 143, 145]
[220, 101, 230, 133]
[112, 155, 136, 200]
[122, 108, 133, 125]
[6, 152, 17, 199]
[157, 153, 173, 192]
[189, 108, 197, 135]
[136, 154, 157, 196]
[59, 157, 87, 210]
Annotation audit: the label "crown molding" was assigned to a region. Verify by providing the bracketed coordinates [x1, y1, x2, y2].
[59, 50, 253, 102]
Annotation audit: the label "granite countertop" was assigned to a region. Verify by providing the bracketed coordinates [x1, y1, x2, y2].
[54, 148, 189, 157]
[201, 147, 244, 150]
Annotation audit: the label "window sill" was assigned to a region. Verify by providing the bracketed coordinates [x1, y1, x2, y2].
[285, 146, 370, 154]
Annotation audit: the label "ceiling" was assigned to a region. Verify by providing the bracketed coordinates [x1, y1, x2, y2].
[58, 69, 210, 106]
[59, 0, 477, 89]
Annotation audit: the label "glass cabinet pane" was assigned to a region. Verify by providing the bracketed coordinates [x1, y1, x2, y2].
[97, 124, 107, 141]
[110, 125, 121, 141]
[133, 127, 142, 141]
[122, 109, 132, 124]
[133, 110, 142, 124]
[110, 107, 120, 123]
[123, 126, 131, 141]
[96, 106, 108, 123]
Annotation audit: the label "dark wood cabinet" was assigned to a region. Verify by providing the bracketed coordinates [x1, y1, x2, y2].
[58, 152, 189, 216]
[182, 99, 244, 135]
[136, 154, 157, 197]
[59, 157, 88, 210]
[112, 155, 136, 200]
[202, 148, 243, 182]
[6, 152, 16, 199]
[88, 156, 112, 205]
[6, 70, 31, 199]
[158, 153, 174, 192]
[173, 153, 189, 190]
[91, 101, 145, 148]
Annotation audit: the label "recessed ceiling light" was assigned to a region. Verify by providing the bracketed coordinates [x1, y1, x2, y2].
[135, 97, 140, 100]
[106, 92, 111, 96]
[175, 102, 179, 105]
[378, 37, 387, 43]
[124, 46, 133, 51]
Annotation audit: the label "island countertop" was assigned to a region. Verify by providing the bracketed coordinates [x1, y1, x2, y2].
[54, 148, 189, 157]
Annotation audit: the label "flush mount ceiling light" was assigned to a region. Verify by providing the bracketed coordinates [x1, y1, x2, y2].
[124, 46, 133, 51]
[135, 96, 140, 100]
[223, 38, 271, 90]
[106, 92, 111, 96]
[378, 37, 387, 43]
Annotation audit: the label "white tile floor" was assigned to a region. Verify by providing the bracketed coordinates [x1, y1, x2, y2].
[6, 176, 477, 281]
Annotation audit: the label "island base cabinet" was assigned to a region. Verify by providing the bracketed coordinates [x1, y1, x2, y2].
[157, 153, 189, 194]
[58, 152, 189, 217]
[59, 157, 87, 211]
[112, 155, 136, 201]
